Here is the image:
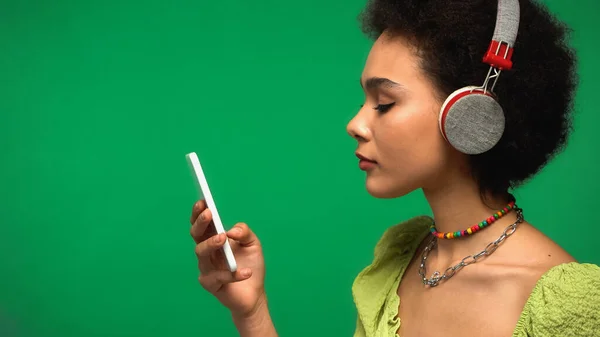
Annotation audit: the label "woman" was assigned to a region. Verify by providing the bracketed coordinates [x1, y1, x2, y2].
[189, 0, 600, 336]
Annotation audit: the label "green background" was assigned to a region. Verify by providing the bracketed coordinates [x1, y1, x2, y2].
[1, 0, 598, 336]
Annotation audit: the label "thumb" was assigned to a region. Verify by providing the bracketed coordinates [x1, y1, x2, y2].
[227, 223, 259, 247]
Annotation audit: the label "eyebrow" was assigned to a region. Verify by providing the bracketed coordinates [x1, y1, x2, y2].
[360, 77, 404, 90]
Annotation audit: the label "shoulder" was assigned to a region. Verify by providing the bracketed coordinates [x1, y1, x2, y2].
[515, 262, 600, 336]
[367, 215, 431, 266]
[352, 216, 432, 337]
[352, 216, 431, 283]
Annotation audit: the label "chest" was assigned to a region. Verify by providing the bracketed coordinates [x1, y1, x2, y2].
[396, 265, 528, 337]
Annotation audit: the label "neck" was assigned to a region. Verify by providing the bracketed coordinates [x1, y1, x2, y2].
[422, 173, 516, 263]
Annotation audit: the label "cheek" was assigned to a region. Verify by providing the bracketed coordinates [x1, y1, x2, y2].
[368, 104, 449, 196]
[378, 106, 445, 164]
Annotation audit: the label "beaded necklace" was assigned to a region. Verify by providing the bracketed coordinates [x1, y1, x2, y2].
[420, 207, 524, 287]
[429, 200, 516, 239]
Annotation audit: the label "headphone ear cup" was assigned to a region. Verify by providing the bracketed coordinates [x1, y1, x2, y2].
[439, 86, 505, 155]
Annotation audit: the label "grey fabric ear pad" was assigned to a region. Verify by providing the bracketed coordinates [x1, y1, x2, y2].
[440, 88, 505, 155]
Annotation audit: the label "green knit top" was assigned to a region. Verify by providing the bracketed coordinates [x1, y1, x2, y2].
[352, 216, 600, 337]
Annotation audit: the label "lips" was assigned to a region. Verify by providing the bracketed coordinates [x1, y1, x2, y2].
[356, 152, 377, 163]
[356, 152, 378, 171]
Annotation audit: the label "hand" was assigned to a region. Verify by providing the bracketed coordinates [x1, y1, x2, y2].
[190, 200, 267, 318]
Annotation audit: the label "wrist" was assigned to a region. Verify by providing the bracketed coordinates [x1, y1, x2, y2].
[231, 295, 276, 337]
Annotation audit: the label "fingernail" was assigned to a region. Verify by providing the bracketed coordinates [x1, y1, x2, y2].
[241, 269, 250, 277]
[232, 227, 242, 235]
[213, 234, 222, 243]
[199, 212, 205, 221]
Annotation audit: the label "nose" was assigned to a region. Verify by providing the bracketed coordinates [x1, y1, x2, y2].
[346, 108, 371, 142]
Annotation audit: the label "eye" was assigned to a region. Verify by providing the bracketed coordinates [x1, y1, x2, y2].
[374, 102, 395, 114]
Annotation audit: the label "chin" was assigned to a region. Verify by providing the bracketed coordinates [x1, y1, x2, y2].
[365, 175, 418, 199]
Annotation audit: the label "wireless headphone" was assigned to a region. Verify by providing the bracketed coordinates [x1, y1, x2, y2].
[438, 0, 520, 155]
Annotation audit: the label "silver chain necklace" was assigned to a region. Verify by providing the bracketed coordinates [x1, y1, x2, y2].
[418, 208, 524, 287]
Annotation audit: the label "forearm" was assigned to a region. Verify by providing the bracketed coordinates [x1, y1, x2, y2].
[231, 296, 277, 337]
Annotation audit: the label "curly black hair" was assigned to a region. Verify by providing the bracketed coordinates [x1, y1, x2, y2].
[359, 0, 578, 198]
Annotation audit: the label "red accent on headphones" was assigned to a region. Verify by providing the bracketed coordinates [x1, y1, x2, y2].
[483, 40, 514, 70]
[440, 88, 494, 141]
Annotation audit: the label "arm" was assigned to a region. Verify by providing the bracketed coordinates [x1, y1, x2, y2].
[232, 295, 278, 337]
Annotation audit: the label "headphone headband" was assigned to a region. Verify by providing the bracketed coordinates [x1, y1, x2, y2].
[439, 0, 521, 155]
[483, 0, 520, 70]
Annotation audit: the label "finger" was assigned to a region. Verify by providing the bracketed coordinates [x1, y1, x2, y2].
[198, 268, 253, 293]
[190, 208, 213, 243]
[195, 233, 226, 259]
[190, 200, 207, 225]
[227, 223, 259, 247]
[205, 247, 226, 273]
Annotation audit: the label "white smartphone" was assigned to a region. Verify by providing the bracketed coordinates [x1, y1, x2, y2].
[186, 152, 238, 273]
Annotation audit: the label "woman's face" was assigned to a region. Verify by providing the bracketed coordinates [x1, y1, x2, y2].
[347, 32, 463, 198]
